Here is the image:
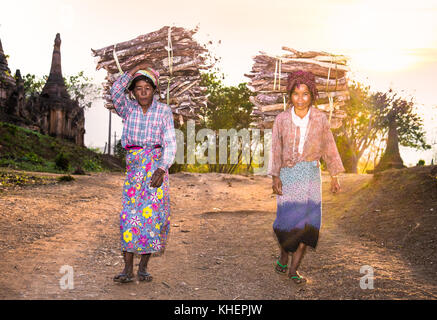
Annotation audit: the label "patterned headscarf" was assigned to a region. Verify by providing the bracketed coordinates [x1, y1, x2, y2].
[286, 70, 318, 101]
[129, 68, 160, 90]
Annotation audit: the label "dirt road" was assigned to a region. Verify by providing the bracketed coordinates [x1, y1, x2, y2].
[0, 171, 436, 299]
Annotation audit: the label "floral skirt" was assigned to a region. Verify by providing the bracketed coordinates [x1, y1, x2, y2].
[120, 147, 170, 255]
[273, 161, 322, 253]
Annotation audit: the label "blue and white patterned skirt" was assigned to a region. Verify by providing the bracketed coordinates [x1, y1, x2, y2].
[273, 161, 322, 252]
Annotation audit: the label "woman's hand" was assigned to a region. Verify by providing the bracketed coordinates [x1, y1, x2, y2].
[272, 176, 283, 195]
[128, 61, 153, 76]
[330, 177, 341, 194]
[150, 168, 165, 188]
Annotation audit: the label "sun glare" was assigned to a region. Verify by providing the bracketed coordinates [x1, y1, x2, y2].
[325, 0, 437, 72]
[349, 50, 418, 72]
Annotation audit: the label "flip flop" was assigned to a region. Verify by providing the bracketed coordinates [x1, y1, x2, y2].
[113, 273, 134, 283]
[274, 260, 288, 275]
[138, 270, 153, 282]
[288, 272, 307, 284]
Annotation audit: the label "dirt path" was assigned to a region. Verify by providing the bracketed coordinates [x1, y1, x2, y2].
[0, 171, 436, 299]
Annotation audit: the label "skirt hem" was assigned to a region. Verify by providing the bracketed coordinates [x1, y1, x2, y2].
[121, 248, 166, 255]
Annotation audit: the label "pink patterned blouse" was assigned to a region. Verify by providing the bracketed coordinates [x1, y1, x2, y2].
[268, 106, 345, 177]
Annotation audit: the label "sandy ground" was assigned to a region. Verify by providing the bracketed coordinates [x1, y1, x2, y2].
[0, 170, 436, 300]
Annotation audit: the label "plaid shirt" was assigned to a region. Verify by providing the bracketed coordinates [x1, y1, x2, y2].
[110, 72, 176, 171]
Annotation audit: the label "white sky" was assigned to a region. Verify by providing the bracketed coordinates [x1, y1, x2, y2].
[1, 0, 437, 165]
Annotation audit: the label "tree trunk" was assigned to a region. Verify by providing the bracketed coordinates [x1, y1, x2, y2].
[374, 111, 405, 172]
[349, 156, 359, 174]
[341, 150, 359, 174]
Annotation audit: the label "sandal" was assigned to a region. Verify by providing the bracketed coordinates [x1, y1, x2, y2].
[113, 272, 134, 283]
[288, 272, 307, 284]
[138, 270, 153, 282]
[274, 260, 288, 275]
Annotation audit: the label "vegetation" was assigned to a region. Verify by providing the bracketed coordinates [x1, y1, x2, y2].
[0, 171, 57, 190]
[114, 140, 127, 160]
[199, 72, 253, 131]
[333, 83, 430, 173]
[177, 71, 255, 174]
[55, 152, 70, 172]
[0, 122, 122, 174]
[22, 71, 101, 108]
[58, 175, 75, 182]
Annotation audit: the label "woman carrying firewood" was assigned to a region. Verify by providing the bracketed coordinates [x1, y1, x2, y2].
[269, 70, 344, 284]
[110, 61, 176, 283]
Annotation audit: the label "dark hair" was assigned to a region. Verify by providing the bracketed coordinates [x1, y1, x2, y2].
[286, 70, 318, 104]
[128, 75, 156, 91]
[289, 83, 315, 104]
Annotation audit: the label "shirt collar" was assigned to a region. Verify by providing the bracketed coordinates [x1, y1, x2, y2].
[291, 106, 311, 124]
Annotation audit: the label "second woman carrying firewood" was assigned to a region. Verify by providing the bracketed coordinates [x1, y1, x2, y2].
[269, 70, 345, 284]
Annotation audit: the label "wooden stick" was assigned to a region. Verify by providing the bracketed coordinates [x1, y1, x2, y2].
[91, 26, 195, 57]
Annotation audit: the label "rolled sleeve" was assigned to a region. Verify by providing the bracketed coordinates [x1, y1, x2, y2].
[110, 72, 133, 120]
[158, 108, 177, 172]
[321, 115, 345, 176]
[267, 116, 282, 177]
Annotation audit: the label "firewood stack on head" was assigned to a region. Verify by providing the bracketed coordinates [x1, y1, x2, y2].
[92, 26, 214, 126]
[245, 47, 350, 129]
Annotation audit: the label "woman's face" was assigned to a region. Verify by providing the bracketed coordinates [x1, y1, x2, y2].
[133, 80, 154, 107]
[290, 84, 312, 111]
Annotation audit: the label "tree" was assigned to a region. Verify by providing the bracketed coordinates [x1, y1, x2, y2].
[334, 83, 430, 173]
[64, 71, 101, 109]
[199, 72, 253, 130]
[23, 73, 47, 98]
[333, 81, 380, 173]
[196, 71, 254, 174]
[373, 90, 430, 172]
[22, 71, 100, 108]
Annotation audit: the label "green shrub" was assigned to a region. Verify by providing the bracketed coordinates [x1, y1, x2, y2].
[6, 124, 17, 136]
[83, 158, 103, 172]
[58, 175, 75, 182]
[2, 132, 13, 145]
[22, 152, 44, 164]
[114, 140, 126, 159]
[55, 152, 70, 171]
[416, 159, 425, 166]
[0, 158, 17, 168]
[87, 147, 102, 154]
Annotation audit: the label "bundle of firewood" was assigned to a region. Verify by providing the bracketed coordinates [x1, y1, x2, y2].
[245, 47, 350, 129]
[92, 26, 214, 122]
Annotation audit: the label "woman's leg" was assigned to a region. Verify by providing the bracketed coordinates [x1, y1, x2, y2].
[138, 253, 153, 281]
[138, 253, 151, 272]
[123, 251, 134, 275]
[289, 242, 307, 282]
[275, 246, 289, 273]
[114, 251, 134, 282]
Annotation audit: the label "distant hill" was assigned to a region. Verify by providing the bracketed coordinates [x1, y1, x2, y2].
[0, 122, 124, 173]
[338, 165, 437, 273]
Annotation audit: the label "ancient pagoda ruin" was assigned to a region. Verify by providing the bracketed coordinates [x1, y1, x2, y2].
[0, 38, 20, 117]
[40, 33, 85, 145]
[0, 34, 85, 146]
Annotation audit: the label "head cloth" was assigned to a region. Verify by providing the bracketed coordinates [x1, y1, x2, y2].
[286, 70, 318, 101]
[129, 68, 160, 90]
